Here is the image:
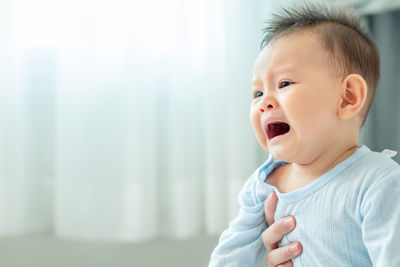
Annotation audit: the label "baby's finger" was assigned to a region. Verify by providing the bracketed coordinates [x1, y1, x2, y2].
[267, 242, 302, 267]
[261, 216, 296, 251]
[264, 191, 278, 226]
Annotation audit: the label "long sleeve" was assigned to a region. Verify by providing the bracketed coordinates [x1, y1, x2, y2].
[360, 169, 400, 266]
[208, 168, 274, 267]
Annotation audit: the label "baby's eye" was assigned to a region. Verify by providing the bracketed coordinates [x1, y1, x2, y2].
[279, 81, 293, 88]
[254, 91, 263, 98]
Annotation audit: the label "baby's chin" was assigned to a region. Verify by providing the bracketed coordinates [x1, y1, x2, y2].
[267, 147, 296, 162]
[261, 140, 298, 162]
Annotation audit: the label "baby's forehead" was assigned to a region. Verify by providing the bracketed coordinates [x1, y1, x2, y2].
[253, 30, 332, 74]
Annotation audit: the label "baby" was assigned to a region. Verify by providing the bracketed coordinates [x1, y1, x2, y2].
[209, 2, 400, 267]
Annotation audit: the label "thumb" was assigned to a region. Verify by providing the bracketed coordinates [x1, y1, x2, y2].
[264, 191, 278, 226]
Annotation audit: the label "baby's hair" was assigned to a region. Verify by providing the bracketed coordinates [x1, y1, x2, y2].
[261, 1, 380, 126]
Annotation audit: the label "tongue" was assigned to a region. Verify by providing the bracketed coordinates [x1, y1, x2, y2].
[267, 122, 290, 139]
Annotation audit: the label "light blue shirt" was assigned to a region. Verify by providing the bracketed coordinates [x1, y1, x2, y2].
[209, 145, 400, 267]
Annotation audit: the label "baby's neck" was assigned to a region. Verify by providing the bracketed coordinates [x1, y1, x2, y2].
[266, 142, 359, 193]
[290, 143, 359, 184]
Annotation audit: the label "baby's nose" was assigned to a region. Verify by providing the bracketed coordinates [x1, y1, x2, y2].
[259, 103, 274, 112]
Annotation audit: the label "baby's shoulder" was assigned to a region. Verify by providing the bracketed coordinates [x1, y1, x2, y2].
[357, 150, 400, 176]
[346, 150, 400, 190]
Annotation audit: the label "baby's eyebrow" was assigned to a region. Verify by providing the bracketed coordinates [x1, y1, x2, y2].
[253, 65, 297, 81]
[272, 65, 296, 75]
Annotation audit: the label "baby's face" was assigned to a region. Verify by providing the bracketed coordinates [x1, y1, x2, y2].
[250, 30, 343, 163]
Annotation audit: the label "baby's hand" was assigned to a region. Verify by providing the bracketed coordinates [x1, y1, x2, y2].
[262, 192, 302, 267]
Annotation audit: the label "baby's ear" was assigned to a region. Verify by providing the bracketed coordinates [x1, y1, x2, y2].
[337, 74, 368, 121]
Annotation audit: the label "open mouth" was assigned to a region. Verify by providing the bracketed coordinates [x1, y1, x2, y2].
[266, 122, 290, 140]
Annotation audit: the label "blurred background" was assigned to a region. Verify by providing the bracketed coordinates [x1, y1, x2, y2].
[0, 0, 399, 266]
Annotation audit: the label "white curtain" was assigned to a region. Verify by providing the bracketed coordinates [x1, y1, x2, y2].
[1, 0, 278, 242]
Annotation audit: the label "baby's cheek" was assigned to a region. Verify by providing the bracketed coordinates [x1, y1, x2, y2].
[290, 97, 330, 127]
[249, 114, 268, 150]
[286, 98, 316, 126]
